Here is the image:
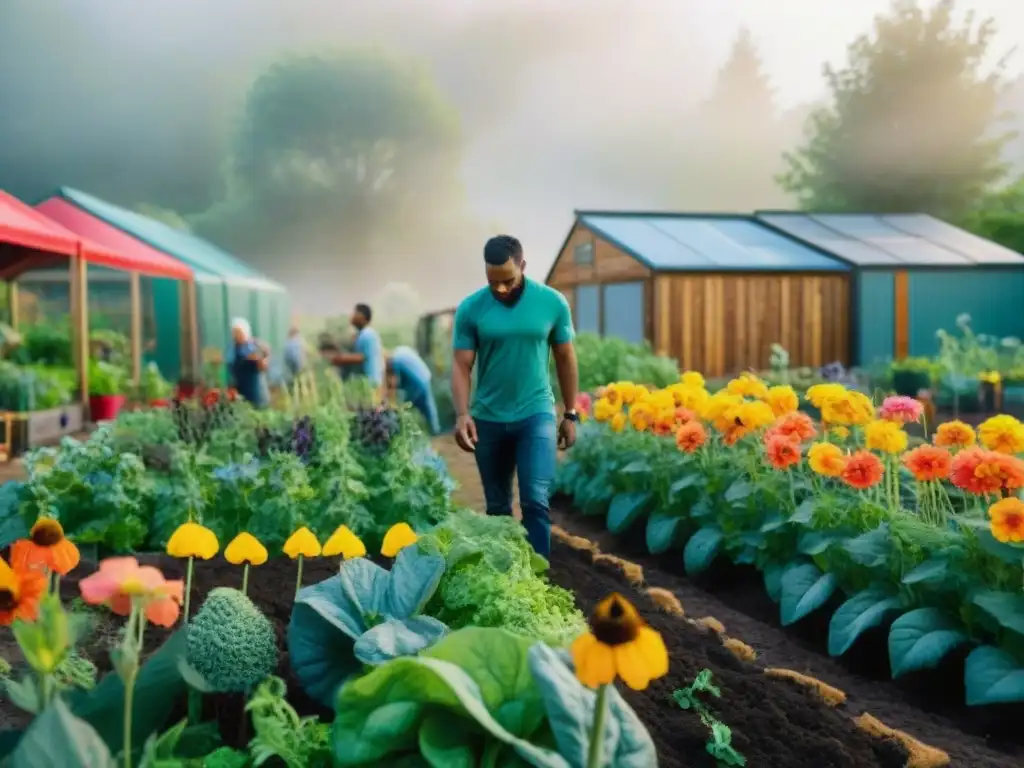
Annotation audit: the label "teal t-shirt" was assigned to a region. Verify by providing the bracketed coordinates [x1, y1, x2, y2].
[453, 278, 575, 423]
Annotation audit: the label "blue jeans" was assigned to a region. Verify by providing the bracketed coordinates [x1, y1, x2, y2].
[407, 388, 441, 436]
[473, 411, 557, 557]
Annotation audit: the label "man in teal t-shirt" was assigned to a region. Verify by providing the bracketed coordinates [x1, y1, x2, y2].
[451, 235, 580, 557]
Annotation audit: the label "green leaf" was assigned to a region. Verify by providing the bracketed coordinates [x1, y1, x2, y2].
[888, 608, 970, 679]
[418, 714, 480, 768]
[971, 590, 1024, 636]
[843, 525, 891, 568]
[668, 474, 700, 502]
[827, 589, 901, 657]
[606, 492, 653, 535]
[12, 698, 115, 768]
[724, 479, 754, 503]
[759, 513, 787, 533]
[619, 460, 650, 475]
[354, 617, 450, 666]
[763, 563, 785, 603]
[645, 512, 684, 555]
[789, 499, 815, 525]
[67, 629, 188, 753]
[958, 518, 1024, 566]
[780, 564, 837, 626]
[901, 558, 949, 586]
[683, 527, 723, 577]
[965, 646, 1024, 705]
[796, 530, 838, 556]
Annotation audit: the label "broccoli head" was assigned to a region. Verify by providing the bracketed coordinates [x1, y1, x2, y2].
[186, 587, 278, 693]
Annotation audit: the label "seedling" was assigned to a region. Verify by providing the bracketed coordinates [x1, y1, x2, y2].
[672, 669, 746, 767]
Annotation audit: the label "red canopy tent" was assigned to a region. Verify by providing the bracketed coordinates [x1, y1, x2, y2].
[0, 189, 194, 410]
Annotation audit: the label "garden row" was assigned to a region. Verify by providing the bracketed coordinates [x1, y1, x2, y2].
[561, 376, 1024, 720]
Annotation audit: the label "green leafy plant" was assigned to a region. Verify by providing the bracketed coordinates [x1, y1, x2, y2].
[88, 361, 128, 397]
[288, 544, 448, 706]
[246, 676, 332, 767]
[672, 670, 746, 766]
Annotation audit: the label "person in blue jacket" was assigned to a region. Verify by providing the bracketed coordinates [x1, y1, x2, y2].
[228, 317, 269, 407]
[388, 345, 440, 435]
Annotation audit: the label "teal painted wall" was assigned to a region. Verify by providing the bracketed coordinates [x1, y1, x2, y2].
[857, 271, 895, 365]
[908, 269, 1024, 356]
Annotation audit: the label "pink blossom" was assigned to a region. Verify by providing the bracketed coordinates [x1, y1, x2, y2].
[576, 392, 593, 415]
[79, 557, 184, 627]
[878, 395, 924, 425]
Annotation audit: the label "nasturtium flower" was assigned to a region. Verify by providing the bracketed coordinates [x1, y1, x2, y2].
[166, 522, 220, 560]
[841, 451, 884, 490]
[901, 445, 952, 482]
[10, 517, 80, 575]
[79, 557, 183, 627]
[283, 527, 322, 559]
[0, 556, 46, 625]
[571, 593, 668, 691]
[988, 497, 1024, 544]
[322, 525, 366, 559]
[933, 420, 976, 449]
[675, 421, 706, 453]
[224, 532, 269, 566]
[765, 386, 799, 418]
[765, 433, 801, 471]
[864, 419, 908, 455]
[381, 523, 418, 557]
[808, 442, 847, 477]
[977, 415, 1024, 455]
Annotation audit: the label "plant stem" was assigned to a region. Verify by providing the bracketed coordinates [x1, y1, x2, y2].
[183, 556, 195, 625]
[123, 667, 137, 768]
[39, 673, 54, 710]
[586, 684, 610, 768]
[242, 564, 250, 596]
[295, 555, 304, 599]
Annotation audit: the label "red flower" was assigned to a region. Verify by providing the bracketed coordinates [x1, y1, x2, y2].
[765, 433, 802, 471]
[841, 451, 884, 490]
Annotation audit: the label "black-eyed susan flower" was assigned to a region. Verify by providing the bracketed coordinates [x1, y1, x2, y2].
[166, 521, 220, 625]
[224, 532, 268, 595]
[381, 523, 417, 558]
[284, 526, 321, 599]
[571, 593, 669, 691]
[10, 517, 81, 577]
[322, 525, 366, 559]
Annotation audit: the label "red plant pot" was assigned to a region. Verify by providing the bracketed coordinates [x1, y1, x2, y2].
[150, 399, 171, 409]
[89, 394, 127, 422]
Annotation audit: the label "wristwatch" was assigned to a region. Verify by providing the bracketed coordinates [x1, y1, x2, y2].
[563, 409, 579, 422]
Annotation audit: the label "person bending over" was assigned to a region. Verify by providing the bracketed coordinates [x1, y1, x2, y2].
[451, 234, 579, 557]
[388, 345, 441, 435]
[229, 317, 269, 407]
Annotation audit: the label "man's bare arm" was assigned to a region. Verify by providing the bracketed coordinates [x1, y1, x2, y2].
[551, 342, 579, 413]
[451, 349, 476, 416]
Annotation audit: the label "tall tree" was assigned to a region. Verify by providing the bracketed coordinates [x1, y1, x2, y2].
[780, 0, 1011, 218]
[677, 28, 792, 210]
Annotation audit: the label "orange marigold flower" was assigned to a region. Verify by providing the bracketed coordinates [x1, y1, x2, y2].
[901, 445, 952, 483]
[933, 420, 976, 449]
[988, 497, 1024, 544]
[0, 556, 46, 626]
[768, 412, 817, 443]
[765, 433, 802, 471]
[992, 452, 1024, 490]
[10, 518, 81, 576]
[652, 415, 676, 437]
[950, 447, 1007, 495]
[675, 421, 707, 453]
[721, 424, 749, 446]
[841, 451, 885, 490]
[674, 407, 696, 425]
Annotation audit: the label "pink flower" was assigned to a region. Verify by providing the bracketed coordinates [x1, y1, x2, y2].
[576, 393, 593, 415]
[79, 557, 184, 627]
[878, 395, 924, 425]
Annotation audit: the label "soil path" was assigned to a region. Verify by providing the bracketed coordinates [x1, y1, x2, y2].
[430, 436, 1020, 768]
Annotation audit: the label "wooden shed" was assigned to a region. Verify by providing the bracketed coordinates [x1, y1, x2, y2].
[756, 213, 1024, 365]
[545, 211, 852, 377]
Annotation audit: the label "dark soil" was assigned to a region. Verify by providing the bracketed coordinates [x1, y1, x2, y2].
[550, 501, 1023, 768]
[546, 538, 908, 768]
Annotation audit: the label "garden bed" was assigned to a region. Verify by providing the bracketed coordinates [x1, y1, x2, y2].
[549, 502, 1022, 768]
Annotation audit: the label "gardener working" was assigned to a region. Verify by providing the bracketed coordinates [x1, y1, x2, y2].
[229, 317, 269, 407]
[451, 234, 579, 558]
[388, 345, 440, 435]
[323, 303, 385, 399]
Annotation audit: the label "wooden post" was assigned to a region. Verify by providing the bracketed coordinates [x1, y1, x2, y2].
[70, 248, 90, 407]
[8, 281, 18, 330]
[188, 280, 200, 376]
[894, 271, 909, 360]
[129, 272, 142, 387]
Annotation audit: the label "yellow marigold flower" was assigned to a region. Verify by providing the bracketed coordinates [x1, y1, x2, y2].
[283, 527, 322, 559]
[728, 400, 775, 431]
[166, 522, 220, 560]
[616, 382, 639, 404]
[988, 497, 1024, 543]
[593, 398, 618, 422]
[765, 385, 799, 418]
[864, 419, 908, 455]
[629, 402, 656, 432]
[830, 426, 851, 440]
[808, 442, 847, 477]
[571, 593, 669, 691]
[322, 525, 366, 559]
[224, 532, 268, 566]
[702, 392, 742, 431]
[381, 523, 418, 558]
[726, 373, 769, 400]
[602, 385, 622, 407]
[806, 383, 846, 409]
[977, 415, 1024, 455]
[610, 412, 627, 432]
[674, 385, 709, 412]
[933, 420, 976, 449]
[681, 371, 705, 389]
[821, 390, 874, 426]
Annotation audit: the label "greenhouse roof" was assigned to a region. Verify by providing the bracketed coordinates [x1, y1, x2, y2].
[756, 212, 1024, 267]
[575, 211, 850, 272]
[51, 187, 286, 290]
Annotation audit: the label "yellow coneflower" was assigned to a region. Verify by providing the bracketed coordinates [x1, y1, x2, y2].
[322, 525, 366, 560]
[224, 532, 268, 595]
[380, 523, 417, 558]
[284, 526, 321, 598]
[166, 521, 220, 624]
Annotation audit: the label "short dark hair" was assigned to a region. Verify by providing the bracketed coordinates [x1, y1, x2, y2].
[354, 303, 372, 322]
[484, 235, 523, 266]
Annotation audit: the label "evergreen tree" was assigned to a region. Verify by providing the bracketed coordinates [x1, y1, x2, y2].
[780, 0, 1011, 219]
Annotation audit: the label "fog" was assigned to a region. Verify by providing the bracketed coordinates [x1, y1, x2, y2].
[0, 0, 1022, 316]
